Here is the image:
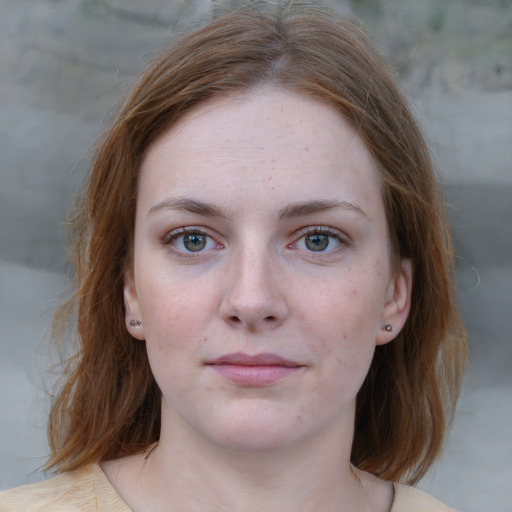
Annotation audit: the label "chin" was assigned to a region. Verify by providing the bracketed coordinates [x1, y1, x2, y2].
[211, 426, 300, 453]
[196, 403, 319, 453]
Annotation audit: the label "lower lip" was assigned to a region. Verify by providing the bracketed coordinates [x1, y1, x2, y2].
[210, 364, 301, 386]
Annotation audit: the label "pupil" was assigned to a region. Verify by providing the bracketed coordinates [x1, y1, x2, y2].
[184, 233, 206, 252]
[305, 234, 329, 251]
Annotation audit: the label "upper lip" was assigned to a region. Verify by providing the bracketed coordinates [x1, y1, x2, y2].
[206, 352, 302, 367]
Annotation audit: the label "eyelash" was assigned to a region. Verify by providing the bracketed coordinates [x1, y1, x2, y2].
[290, 226, 347, 254]
[161, 227, 222, 257]
[161, 225, 348, 258]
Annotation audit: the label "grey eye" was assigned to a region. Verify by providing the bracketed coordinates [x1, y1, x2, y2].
[305, 234, 330, 251]
[183, 233, 207, 252]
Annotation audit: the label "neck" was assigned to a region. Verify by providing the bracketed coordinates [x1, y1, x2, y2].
[154, 431, 355, 511]
[107, 404, 388, 512]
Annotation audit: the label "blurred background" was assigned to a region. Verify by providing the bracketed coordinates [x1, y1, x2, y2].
[0, 0, 511, 509]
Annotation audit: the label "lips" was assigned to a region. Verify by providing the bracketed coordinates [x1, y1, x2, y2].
[206, 352, 303, 385]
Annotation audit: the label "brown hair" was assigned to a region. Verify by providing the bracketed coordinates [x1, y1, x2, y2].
[47, 1, 466, 484]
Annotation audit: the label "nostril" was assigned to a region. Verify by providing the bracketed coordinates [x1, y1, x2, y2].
[223, 312, 282, 328]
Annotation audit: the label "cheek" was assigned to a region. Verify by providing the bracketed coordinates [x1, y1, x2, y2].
[140, 293, 203, 393]
[295, 270, 386, 378]
[299, 277, 383, 342]
[145, 301, 209, 349]
[137, 261, 216, 329]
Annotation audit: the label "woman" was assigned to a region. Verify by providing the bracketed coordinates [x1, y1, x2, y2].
[0, 2, 466, 510]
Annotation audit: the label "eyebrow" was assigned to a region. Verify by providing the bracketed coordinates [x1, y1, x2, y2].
[277, 200, 368, 221]
[148, 198, 228, 218]
[147, 197, 368, 221]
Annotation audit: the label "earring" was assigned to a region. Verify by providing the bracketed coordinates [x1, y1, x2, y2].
[383, 324, 393, 332]
[130, 319, 142, 327]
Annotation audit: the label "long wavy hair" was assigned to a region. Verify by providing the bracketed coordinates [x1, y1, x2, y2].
[47, 1, 467, 484]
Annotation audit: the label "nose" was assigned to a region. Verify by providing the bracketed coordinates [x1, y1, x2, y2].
[219, 247, 288, 332]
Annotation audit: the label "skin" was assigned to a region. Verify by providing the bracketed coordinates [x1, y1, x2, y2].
[102, 89, 412, 512]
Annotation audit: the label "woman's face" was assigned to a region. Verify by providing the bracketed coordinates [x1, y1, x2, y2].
[125, 89, 411, 453]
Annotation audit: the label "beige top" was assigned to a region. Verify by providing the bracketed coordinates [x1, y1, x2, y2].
[0, 464, 456, 512]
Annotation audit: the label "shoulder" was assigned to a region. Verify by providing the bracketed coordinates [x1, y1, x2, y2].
[392, 483, 457, 512]
[0, 464, 129, 512]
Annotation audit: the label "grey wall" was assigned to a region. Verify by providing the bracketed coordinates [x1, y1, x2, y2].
[1, 0, 511, 510]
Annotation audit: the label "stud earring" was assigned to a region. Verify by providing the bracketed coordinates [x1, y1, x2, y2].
[383, 324, 393, 332]
[130, 320, 142, 327]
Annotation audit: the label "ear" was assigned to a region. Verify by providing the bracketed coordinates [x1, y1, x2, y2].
[376, 258, 412, 346]
[124, 268, 145, 340]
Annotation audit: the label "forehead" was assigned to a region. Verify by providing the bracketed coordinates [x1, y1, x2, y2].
[138, 89, 383, 219]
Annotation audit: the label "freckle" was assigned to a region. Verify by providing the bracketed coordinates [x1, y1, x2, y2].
[343, 334, 347, 339]
[304, 146, 309, 151]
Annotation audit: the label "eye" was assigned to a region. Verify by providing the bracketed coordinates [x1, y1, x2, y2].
[304, 233, 331, 251]
[292, 227, 344, 253]
[163, 228, 221, 254]
[181, 232, 209, 252]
